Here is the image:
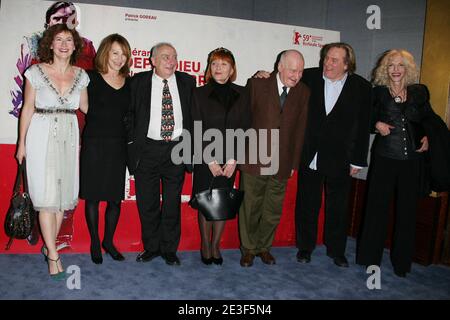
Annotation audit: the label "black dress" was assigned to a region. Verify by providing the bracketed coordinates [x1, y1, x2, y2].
[80, 71, 130, 201]
[191, 80, 251, 196]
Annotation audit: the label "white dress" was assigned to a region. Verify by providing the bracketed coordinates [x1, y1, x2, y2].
[24, 64, 89, 212]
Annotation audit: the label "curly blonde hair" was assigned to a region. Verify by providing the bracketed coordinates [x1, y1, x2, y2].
[372, 49, 419, 86]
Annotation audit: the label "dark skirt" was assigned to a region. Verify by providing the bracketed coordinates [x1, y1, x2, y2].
[80, 137, 127, 201]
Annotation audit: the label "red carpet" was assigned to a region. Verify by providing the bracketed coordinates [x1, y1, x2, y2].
[0, 143, 324, 254]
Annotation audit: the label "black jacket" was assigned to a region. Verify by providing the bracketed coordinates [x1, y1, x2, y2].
[300, 68, 372, 177]
[191, 81, 251, 165]
[125, 70, 196, 174]
[371, 84, 432, 160]
[422, 108, 450, 192]
[371, 84, 450, 193]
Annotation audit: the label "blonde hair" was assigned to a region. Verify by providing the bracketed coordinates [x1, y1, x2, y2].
[372, 49, 419, 86]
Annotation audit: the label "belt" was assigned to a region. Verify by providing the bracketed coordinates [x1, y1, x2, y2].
[35, 108, 76, 114]
[146, 137, 177, 145]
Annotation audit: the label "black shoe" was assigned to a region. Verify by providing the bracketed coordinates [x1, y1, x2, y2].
[296, 250, 311, 263]
[136, 250, 160, 262]
[90, 244, 103, 264]
[102, 243, 125, 261]
[333, 256, 349, 268]
[162, 252, 180, 266]
[211, 249, 223, 265]
[200, 252, 213, 265]
[211, 256, 223, 265]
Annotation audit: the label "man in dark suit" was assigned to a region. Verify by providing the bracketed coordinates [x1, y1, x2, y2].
[295, 43, 372, 267]
[239, 50, 310, 267]
[126, 42, 195, 266]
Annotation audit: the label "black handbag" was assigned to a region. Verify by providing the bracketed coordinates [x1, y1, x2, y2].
[4, 161, 37, 250]
[189, 177, 244, 221]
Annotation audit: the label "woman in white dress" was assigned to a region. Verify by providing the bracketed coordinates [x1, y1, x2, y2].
[16, 24, 89, 280]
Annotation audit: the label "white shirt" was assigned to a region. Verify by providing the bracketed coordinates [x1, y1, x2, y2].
[309, 73, 361, 171]
[276, 73, 290, 96]
[147, 72, 183, 140]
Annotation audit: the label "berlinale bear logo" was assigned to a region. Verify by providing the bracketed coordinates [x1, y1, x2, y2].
[293, 31, 301, 45]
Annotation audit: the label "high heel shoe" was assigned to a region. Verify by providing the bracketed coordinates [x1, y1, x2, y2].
[46, 256, 65, 281]
[211, 256, 223, 265]
[200, 251, 213, 265]
[102, 243, 125, 261]
[211, 248, 223, 265]
[90, 244, 103, 264]
[211, 252, 223, 265]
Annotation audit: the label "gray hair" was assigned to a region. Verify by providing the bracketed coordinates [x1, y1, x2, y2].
[151, 42, 176, 57]
[279, 49, 304, 67]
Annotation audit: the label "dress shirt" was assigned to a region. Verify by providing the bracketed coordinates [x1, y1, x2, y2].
[147, 72, 183, 140]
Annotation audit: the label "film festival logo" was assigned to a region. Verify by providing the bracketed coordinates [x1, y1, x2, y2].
[293, 31, 302, 45]
[170, 121, 280, 176]
[292, 31, 324, 48]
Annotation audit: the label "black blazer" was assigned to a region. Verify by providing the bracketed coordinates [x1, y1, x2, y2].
[300, 67, 372, 177]
[191, 81, 251, 165]
[371, 85, 432, 160]
[125, 70, 196, 174]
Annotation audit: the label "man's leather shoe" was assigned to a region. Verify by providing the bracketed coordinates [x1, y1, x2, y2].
[240, 253, 255, 267]
[162, 252, 180, 266]
[296, 250, 311, 263]
[136, 250, 160, 262]
[333, 255, 349, 268]
[258, 251, 276, 265]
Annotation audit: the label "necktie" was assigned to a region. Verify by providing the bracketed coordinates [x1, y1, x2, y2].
[161, 79, 174, 141]
[280, 86, 288, 109]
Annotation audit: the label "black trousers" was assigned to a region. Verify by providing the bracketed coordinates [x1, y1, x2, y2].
[357, 155, 420, 273]
[295, 166, 351, 257]
[134, 138, 185, 253]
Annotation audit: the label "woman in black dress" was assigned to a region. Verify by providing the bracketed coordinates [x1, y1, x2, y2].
[80, 34, 131, 264]
[356, 49, 432, 277]
[191, 48, 251, 265]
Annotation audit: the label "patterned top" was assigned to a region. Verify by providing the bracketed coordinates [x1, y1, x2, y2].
[24, 64, 89, 110]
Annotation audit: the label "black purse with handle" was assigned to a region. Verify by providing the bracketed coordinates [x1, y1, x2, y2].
[189, 177, 244, 221]
[4, 161, 37, 250]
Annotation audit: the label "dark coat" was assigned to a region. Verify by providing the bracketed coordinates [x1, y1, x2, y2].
[191, 81, 251, 165]
[191, 81, 251, 194]
[125, 70, 196, 174]
[417, 84, 450, 192]
[300, 67, 372, 177]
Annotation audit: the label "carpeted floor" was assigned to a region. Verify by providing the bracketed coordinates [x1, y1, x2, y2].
[0, 238, 449, 300]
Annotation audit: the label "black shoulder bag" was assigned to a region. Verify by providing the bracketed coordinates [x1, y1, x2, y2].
[4, 161, 37, 250]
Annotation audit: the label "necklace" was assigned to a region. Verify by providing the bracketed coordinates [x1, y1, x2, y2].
[389, 86, 406, 103]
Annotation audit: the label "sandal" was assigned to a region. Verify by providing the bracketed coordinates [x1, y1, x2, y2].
[45, 254, 65, 281]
